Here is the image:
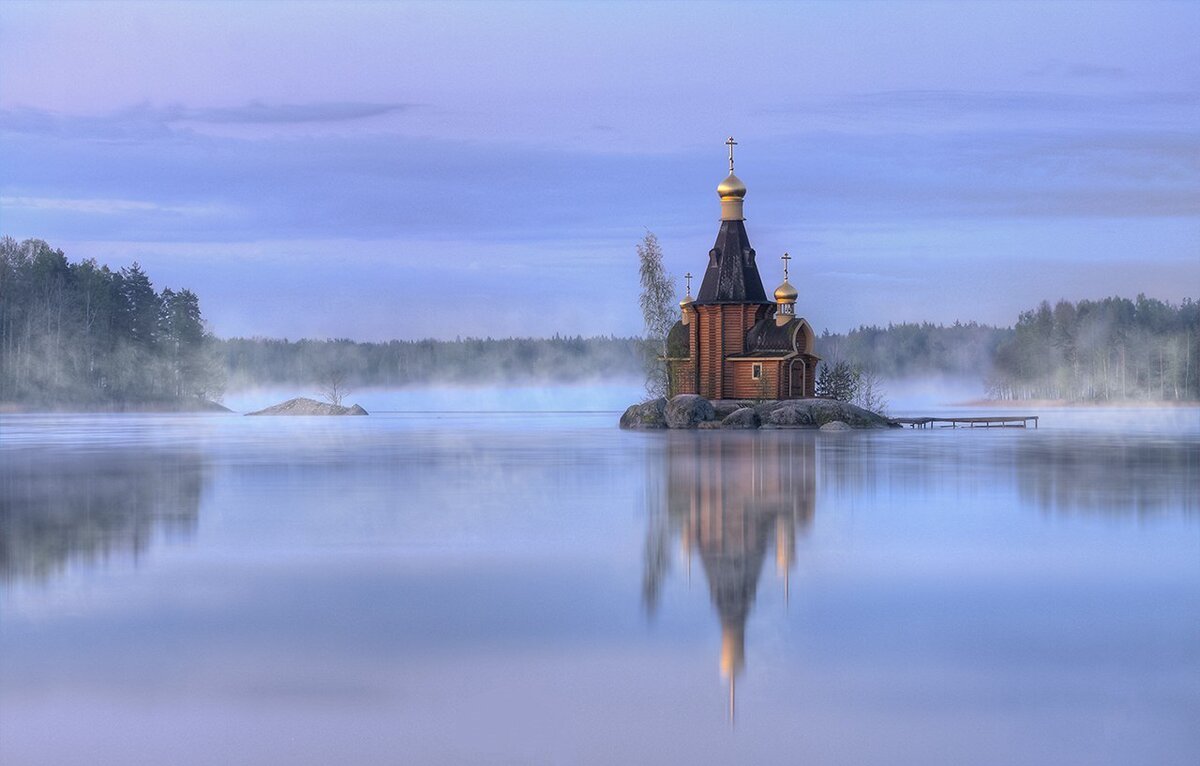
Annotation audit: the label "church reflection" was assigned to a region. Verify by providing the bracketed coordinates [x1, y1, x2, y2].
[643, 432, 816, 721]
[0, 449, 205, 584]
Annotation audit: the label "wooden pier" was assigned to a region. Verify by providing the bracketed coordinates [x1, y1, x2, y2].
[891, 415, 1039, 429]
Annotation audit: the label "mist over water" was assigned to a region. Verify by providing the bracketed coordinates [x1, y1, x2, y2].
[2, 399, 1197, 765]
[222, 380, 645, 414]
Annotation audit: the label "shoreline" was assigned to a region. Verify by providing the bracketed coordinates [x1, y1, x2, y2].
[0, 399, 233, 414]
[955, 398, 1199, 409]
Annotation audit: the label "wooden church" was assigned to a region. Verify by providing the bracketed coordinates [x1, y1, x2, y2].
[665, 139, 820, 400]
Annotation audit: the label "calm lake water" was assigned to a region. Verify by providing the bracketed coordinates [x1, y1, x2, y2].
[2, 404, 1198, 765]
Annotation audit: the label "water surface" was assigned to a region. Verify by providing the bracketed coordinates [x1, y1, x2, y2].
[2, 408, 1198, 765]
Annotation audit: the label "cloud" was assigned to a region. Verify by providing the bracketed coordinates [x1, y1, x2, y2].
[0, 101, 416, 140]
[159, 101, 414, 125]
[2, 105, 1197, 254]
[1026, 60, 1130, 80]
[1, 195, 223, 216]
[762, 89, 1200, 133]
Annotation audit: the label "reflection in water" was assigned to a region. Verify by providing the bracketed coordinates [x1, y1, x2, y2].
[643, 429, 1198, 723]
[1014, 438, 1199, 516]
[644, 433, 816, 721]
[1, 414, 1198, 764]
[0, 449, 205, 583]
[815, 433, 1199, 517]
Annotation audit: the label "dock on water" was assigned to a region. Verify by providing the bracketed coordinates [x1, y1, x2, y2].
[892, 415, 1039, 429]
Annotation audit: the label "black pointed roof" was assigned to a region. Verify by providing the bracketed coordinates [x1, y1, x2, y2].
[694, 219, 770, 305]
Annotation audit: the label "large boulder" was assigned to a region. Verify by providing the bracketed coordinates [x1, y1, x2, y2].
[711, 400, 754, 420]
[619, 398, 668, 429]
[811, 399, 890, 428]
[246, 397, 369, 416]
[762, 401, 814, 427]
[722, 407, 761, 429]
[665, 394, 716, 429]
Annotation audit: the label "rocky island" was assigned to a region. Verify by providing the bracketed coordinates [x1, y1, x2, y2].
[620, 394, 892, 430]
[246, 397, 369, 416]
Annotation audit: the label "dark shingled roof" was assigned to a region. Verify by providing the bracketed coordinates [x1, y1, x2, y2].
[742, 315, 820, 360]
[666, 320, 689, 358]
[694, 220, 770, 305]
[745, 315, 800, 353]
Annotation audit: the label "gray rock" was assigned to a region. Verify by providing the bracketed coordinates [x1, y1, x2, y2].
[698, 420, 724, 430]
[619, 398, 668, 429]
[711, 400, 755, 419]
[758, 398, 891, 429]
[246, 397, 369, 416]
[722, 407, 761, 429]
[763, 401, 814, 427]
[820, 420, 853, 432]
[813, 399, 889, 428]
[665, 394, 716, 429]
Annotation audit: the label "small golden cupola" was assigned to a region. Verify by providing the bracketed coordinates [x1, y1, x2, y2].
[679, 272, 695, 324]
[774, 252, 797, 325]
[718, 136, 747, 221]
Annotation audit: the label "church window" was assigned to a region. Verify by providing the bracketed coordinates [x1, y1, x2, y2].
[752, 363, 763, 380]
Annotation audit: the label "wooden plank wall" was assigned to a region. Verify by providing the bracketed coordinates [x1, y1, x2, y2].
[729, 359, 784, 399]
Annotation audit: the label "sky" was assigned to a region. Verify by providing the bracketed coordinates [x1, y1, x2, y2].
[1, 0, 1197, 340]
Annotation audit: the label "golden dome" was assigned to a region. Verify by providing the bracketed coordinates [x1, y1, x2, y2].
[774, 280, 798, 302]
[716, 172, 747, 199]
[680, 293, 695, 309]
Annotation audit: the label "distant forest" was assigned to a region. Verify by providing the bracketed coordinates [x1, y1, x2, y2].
[823, 297, 1200, 401]
[221, 302, 1200, 402]
[219, 335, 644, 390]
[987, 296, 1199, 402]
[819, 321, 1011, 380]
[2, 238, 1197, 406]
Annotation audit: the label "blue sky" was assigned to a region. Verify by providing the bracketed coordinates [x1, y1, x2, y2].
[1, 0, 1197, 340]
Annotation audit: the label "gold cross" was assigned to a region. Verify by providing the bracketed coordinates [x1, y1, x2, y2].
[725, 136, 737, 173]
[684, 272, 693, 294]
[781, 252, 791, 282]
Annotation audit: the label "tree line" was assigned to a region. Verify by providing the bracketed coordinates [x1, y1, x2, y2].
[3, 238, 1196, 405]
[816, 298, 1199, 402]
[221, 299, 1200, 403]
[816, 321, 1012, 379]
[218, 334, 645, 390]
[986, 296, 1199, 402]
[0, 237, 224, 407]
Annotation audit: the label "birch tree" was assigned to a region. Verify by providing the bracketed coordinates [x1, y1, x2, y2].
[637, 231, 675, 399]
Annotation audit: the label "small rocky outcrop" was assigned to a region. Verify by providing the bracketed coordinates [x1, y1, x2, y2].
[664, 394, 716, 429]
[619, 397, 668, 429]
[246, 397, 369, 416]
[619, 395, 892, 430]
[722, 407, 761, 429]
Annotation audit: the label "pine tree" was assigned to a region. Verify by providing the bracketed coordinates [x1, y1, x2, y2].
[815, 360, 859, 402]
